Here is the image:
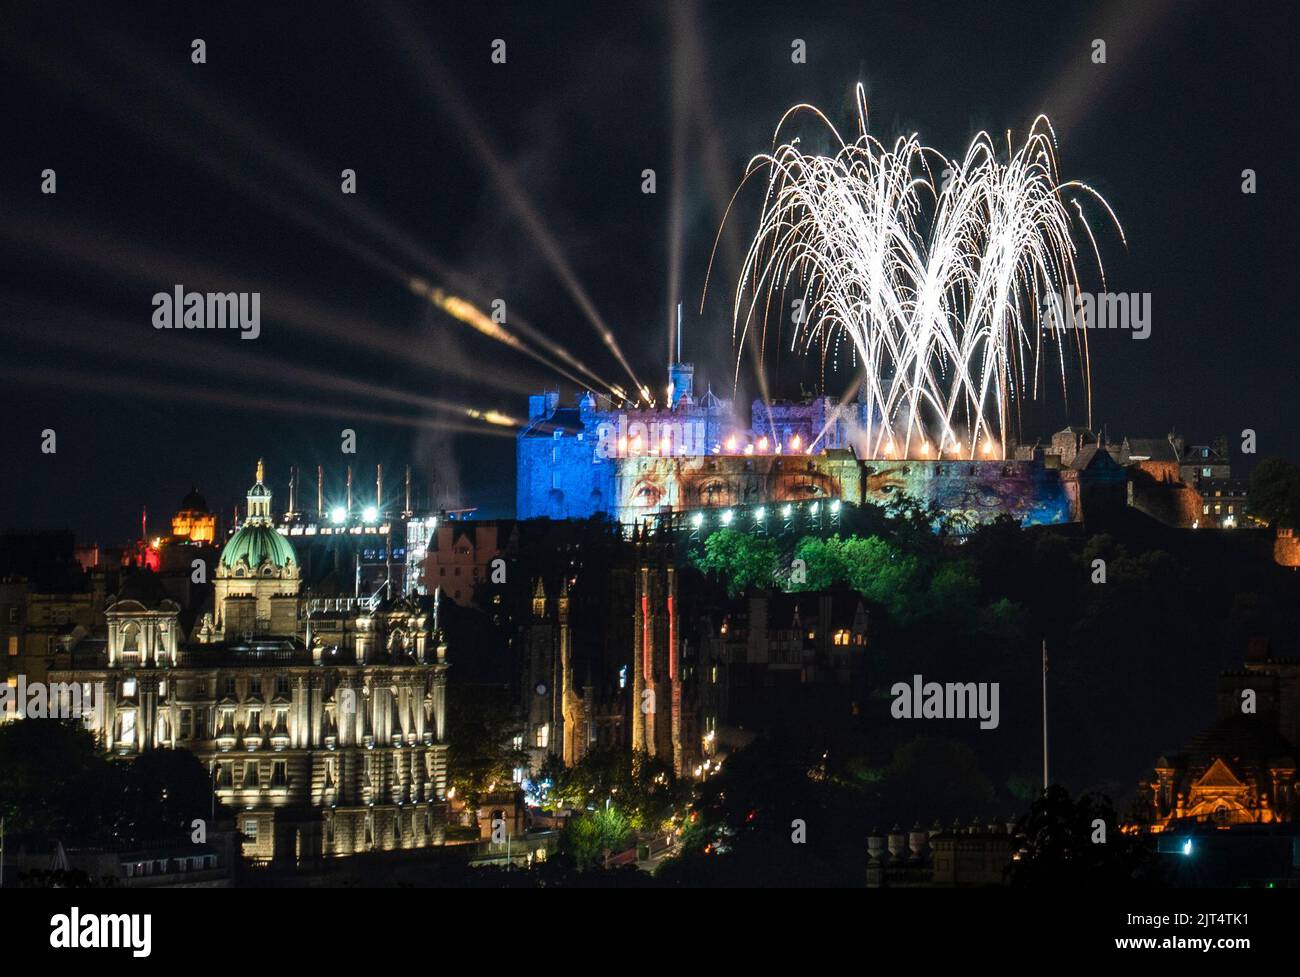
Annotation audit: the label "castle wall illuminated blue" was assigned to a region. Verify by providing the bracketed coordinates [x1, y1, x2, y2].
[515, 354, 1079, 527]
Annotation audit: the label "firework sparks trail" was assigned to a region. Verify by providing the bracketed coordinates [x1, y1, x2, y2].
[729, 84, 1123, 460]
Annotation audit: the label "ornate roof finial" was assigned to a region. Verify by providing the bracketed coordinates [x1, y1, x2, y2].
[256, 458, 265, 483]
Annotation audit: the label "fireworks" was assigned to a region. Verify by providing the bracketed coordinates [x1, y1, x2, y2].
[729, 85, 1122, 460]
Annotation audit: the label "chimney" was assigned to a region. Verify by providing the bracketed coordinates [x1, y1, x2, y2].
[316, 465, 324, 519]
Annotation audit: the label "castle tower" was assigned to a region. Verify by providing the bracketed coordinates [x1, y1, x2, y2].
[668, 303, 694, 408]
[559, 577, 587, 766]
[632, 543, 685, 773]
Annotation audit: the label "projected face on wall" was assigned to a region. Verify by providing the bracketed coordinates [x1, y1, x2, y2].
[616, 456, 852, 520]
[862, 461, 1072, 526]
[614, 455, 1071, 527]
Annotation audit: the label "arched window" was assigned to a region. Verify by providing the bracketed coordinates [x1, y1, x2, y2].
[121, 622, 140, 654]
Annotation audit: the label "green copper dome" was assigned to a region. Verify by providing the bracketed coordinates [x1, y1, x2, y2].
[220, 523, 296, 571]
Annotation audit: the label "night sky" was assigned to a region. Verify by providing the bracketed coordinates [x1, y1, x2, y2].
[2, 0, 1296, 542]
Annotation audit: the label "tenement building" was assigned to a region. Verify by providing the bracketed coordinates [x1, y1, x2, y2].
[49, 462, 451, 868]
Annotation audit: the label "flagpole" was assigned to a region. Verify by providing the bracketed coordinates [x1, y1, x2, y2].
[1041, 639, 1049, 791]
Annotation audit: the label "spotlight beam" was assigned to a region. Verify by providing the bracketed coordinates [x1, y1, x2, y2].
[377, 1, 647, 398]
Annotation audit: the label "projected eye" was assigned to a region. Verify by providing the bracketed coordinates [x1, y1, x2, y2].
[696, 478, 735, 506]
[631, 480, 662, 507]
[775, 472, 836, 501]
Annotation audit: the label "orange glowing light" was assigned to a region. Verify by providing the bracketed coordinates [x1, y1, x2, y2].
[725, 435, 737, 452]
[758, 436, 768, 451]
[790, 434, 801, 450]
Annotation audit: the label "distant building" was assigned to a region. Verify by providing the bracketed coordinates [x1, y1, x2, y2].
[1135, 641, 1300, 832]
[699, 587, 870, 758]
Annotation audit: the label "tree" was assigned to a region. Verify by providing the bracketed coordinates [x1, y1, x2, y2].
[1249, 457, 1300, 529]
[445, 683, 527, 814]
[0, 719, 116, 845]
[1007, 784, 1163, 887]
[694, 529, 779, 596]
[114, 748, 219, 846]
[564, 804, 632, 869]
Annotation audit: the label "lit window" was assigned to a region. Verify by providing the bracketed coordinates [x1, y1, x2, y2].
[535, 724, 550, 749]
[122, 678, 137, 697]
[243, 819, 258, 841]
[6, 636, 16, 656]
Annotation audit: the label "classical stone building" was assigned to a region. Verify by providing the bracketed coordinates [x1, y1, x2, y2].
[1136, 642, 1300, 832]
[49, 463, 451, 868]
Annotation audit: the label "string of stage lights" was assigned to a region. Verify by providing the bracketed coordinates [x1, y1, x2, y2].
[727, 84, 1124, 462]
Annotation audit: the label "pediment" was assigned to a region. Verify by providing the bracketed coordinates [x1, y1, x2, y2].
[1193, 757, 1246, 790]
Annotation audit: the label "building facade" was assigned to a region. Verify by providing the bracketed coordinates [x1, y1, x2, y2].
[48, 463, 451, 867]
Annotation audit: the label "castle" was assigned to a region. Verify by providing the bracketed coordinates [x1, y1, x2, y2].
[517, 353, 1228, 532]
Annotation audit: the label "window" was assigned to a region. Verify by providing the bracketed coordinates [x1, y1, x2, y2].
[243, 819, 258, 841]
[121, 623, 139, 653]
[246, 709, 261, 731]
[512, 734, 523, 751]
[1203, 504, 1210, 515]
[1202, 467, 1212, 477]
[122, 678, 137, 697]
[535, 724, 549, 748]
[180, 708, 193, 740]
[6, 636, 16, 656]
[276, 676, 290, 697]
[223, 677, 236, 697]
[244, 761, 260, 788]
[249, 677, 262, 696]
[271, 760, 287, 787]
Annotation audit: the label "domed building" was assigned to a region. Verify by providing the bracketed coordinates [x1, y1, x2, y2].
[50, 459, 453, 869]
[210, 460, 301, 640]
[170, 487, 216, 544]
